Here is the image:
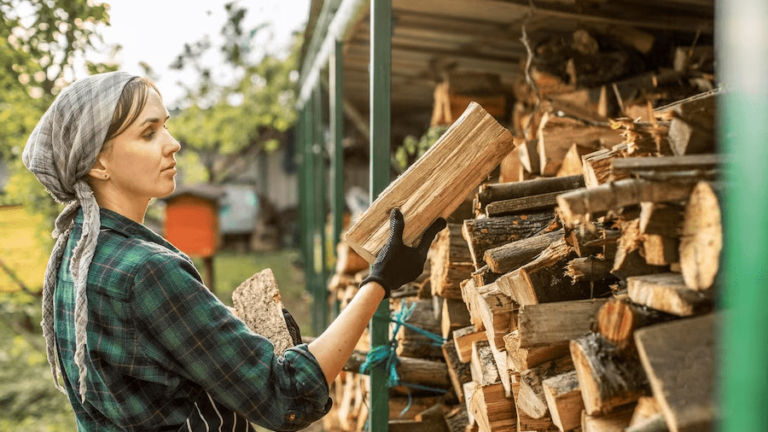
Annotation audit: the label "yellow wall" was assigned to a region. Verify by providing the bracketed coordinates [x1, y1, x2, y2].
[0, 205, 49, 292]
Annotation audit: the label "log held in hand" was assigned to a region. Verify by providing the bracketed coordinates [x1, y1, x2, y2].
[345, 102, 516, 264]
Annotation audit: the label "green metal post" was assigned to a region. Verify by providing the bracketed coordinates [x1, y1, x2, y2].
[330, 38, 344, 319]
[369, 0, 391, 430]
[303, 96, 316, 318]
[297, 108, 307, 274]
[313, 83, 329, 333]
[718, 1, 768, 430]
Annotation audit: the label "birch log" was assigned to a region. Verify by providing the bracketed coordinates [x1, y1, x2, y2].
[232, 269, 293, 354]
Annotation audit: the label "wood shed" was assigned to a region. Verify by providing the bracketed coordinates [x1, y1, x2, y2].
[296, 0, 758, 431]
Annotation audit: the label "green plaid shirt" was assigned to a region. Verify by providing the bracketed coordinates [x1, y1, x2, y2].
[55, 208, 331, 431]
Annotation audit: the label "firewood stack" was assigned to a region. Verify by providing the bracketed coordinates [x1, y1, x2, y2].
[324, 29, 719, 432]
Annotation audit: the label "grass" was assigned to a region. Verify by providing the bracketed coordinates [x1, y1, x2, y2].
[192, 248, 316, 336]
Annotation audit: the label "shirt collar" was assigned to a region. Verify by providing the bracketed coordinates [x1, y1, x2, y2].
[75, 206, 180, 254]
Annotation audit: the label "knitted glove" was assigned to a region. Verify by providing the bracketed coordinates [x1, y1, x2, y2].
[361, 209, 447, 299]
[282, 307, 303, 346]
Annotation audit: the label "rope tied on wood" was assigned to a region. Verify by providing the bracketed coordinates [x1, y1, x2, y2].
[359, 302, 448, 416]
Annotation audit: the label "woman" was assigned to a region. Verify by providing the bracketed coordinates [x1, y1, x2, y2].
[22, 71, 446, 431]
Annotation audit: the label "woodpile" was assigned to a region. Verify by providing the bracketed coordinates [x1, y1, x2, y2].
[323, 26, 719, 432]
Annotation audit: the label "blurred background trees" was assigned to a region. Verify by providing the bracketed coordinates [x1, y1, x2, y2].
[0, 1, 304, 429]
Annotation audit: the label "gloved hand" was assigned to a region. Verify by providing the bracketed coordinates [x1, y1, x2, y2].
[360, 209, 447, 299]
[282, 307, 303, 346]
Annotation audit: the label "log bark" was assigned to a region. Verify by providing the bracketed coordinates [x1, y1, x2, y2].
[344, 349, 450, 389]
[570, 333, 651, 415]
[463, 211, 557, 269]
[232, 269, 293, 355]
[485, 191, 562, 217]
[453, 325, 488, 363]
[565, 225, 603, 258]
[543, 370, 585, 432]
[557, 178, 695, 227]
[472, 266, 503, 288]
[634, 314, 716, 432]
[566, 256, 617, 283]
[610, 155, 722, 179]
[471, 340, 500, 386]
[517, 299, 607, 349]
[596, 298, 676, 350]
[432, 224, 475, 300]
[680, 182, 722, 290]
[445, 406, 471, 432]
[627, 273, 713, 317]
[518, 356, 575, 420]
[495, 238, 611, 306]
[346, 102, 515, 264]
[476, 175, 585, 210]
[396, 299, 444, 359]
[484, 230, 564, 274]
[504, 330, 571, 372]
[537, 112, 622, 176]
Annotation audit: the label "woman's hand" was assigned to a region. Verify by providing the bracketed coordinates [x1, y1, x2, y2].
[361, 209, 447, 298]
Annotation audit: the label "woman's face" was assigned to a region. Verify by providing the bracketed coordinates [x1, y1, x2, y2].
[100, 89, 181, 202]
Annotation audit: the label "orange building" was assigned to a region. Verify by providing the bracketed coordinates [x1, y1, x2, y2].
[163, 184, 225, 258]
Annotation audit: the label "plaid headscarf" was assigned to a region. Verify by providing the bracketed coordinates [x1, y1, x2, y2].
[22, 71, 136, 402]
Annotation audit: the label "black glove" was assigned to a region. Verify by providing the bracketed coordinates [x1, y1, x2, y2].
[282, 307, 303, 346]
[360, 209, 447, 299]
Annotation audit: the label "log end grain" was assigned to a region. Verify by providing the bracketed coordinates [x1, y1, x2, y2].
[232, 268, 292, 354]
[680, 182, 722, 290]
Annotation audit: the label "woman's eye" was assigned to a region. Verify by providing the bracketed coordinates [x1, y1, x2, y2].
[144, 131, 155, 140]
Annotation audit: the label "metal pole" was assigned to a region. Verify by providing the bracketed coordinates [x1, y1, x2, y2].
[718, 0, 768, 430]
[303, 95, 317, 326]
[330, 38, 345, 319]
[297, 109, 307, 274]
[369, 0, 391, 429]
[314, 83, 329, 332]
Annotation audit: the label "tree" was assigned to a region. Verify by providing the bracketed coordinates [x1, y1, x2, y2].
[0, 2, 115, 429]
[168, 2, 300, 184]
[0, 0, 118, 218]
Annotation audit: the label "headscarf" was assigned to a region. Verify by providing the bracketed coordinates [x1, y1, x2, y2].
[22, 71, 136, 402]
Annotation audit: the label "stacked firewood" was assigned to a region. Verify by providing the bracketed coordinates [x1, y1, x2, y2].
[324, 29, 719, 431]
[454, 90, 720, 432]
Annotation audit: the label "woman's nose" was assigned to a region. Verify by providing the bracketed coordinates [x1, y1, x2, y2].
[164, 133, 182, 154]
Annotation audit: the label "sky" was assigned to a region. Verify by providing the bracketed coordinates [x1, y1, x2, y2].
[90, 0, 311, 106]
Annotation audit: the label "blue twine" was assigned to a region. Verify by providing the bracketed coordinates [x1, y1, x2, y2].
[359, 302, 448, 417]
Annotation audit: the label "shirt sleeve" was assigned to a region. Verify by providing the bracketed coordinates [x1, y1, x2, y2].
[131, 252, 331, 431]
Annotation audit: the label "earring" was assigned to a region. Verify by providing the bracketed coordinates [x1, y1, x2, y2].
[104, 174, 109, 179]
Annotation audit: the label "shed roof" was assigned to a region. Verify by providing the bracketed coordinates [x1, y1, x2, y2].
[301, 0, 714, 140]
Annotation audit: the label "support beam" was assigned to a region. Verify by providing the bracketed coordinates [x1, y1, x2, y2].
[719, 0, 768, 430]
[369, 0, 391, 430]
[298, 0, 369, 107]
[330, 39, 345, 319]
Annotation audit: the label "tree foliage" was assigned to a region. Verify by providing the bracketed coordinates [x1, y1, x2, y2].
[0, 2, 115, 429]
[168, 2, 301, 184]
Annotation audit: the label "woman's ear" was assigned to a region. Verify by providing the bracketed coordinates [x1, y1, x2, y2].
[88, 155, 109, 181]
